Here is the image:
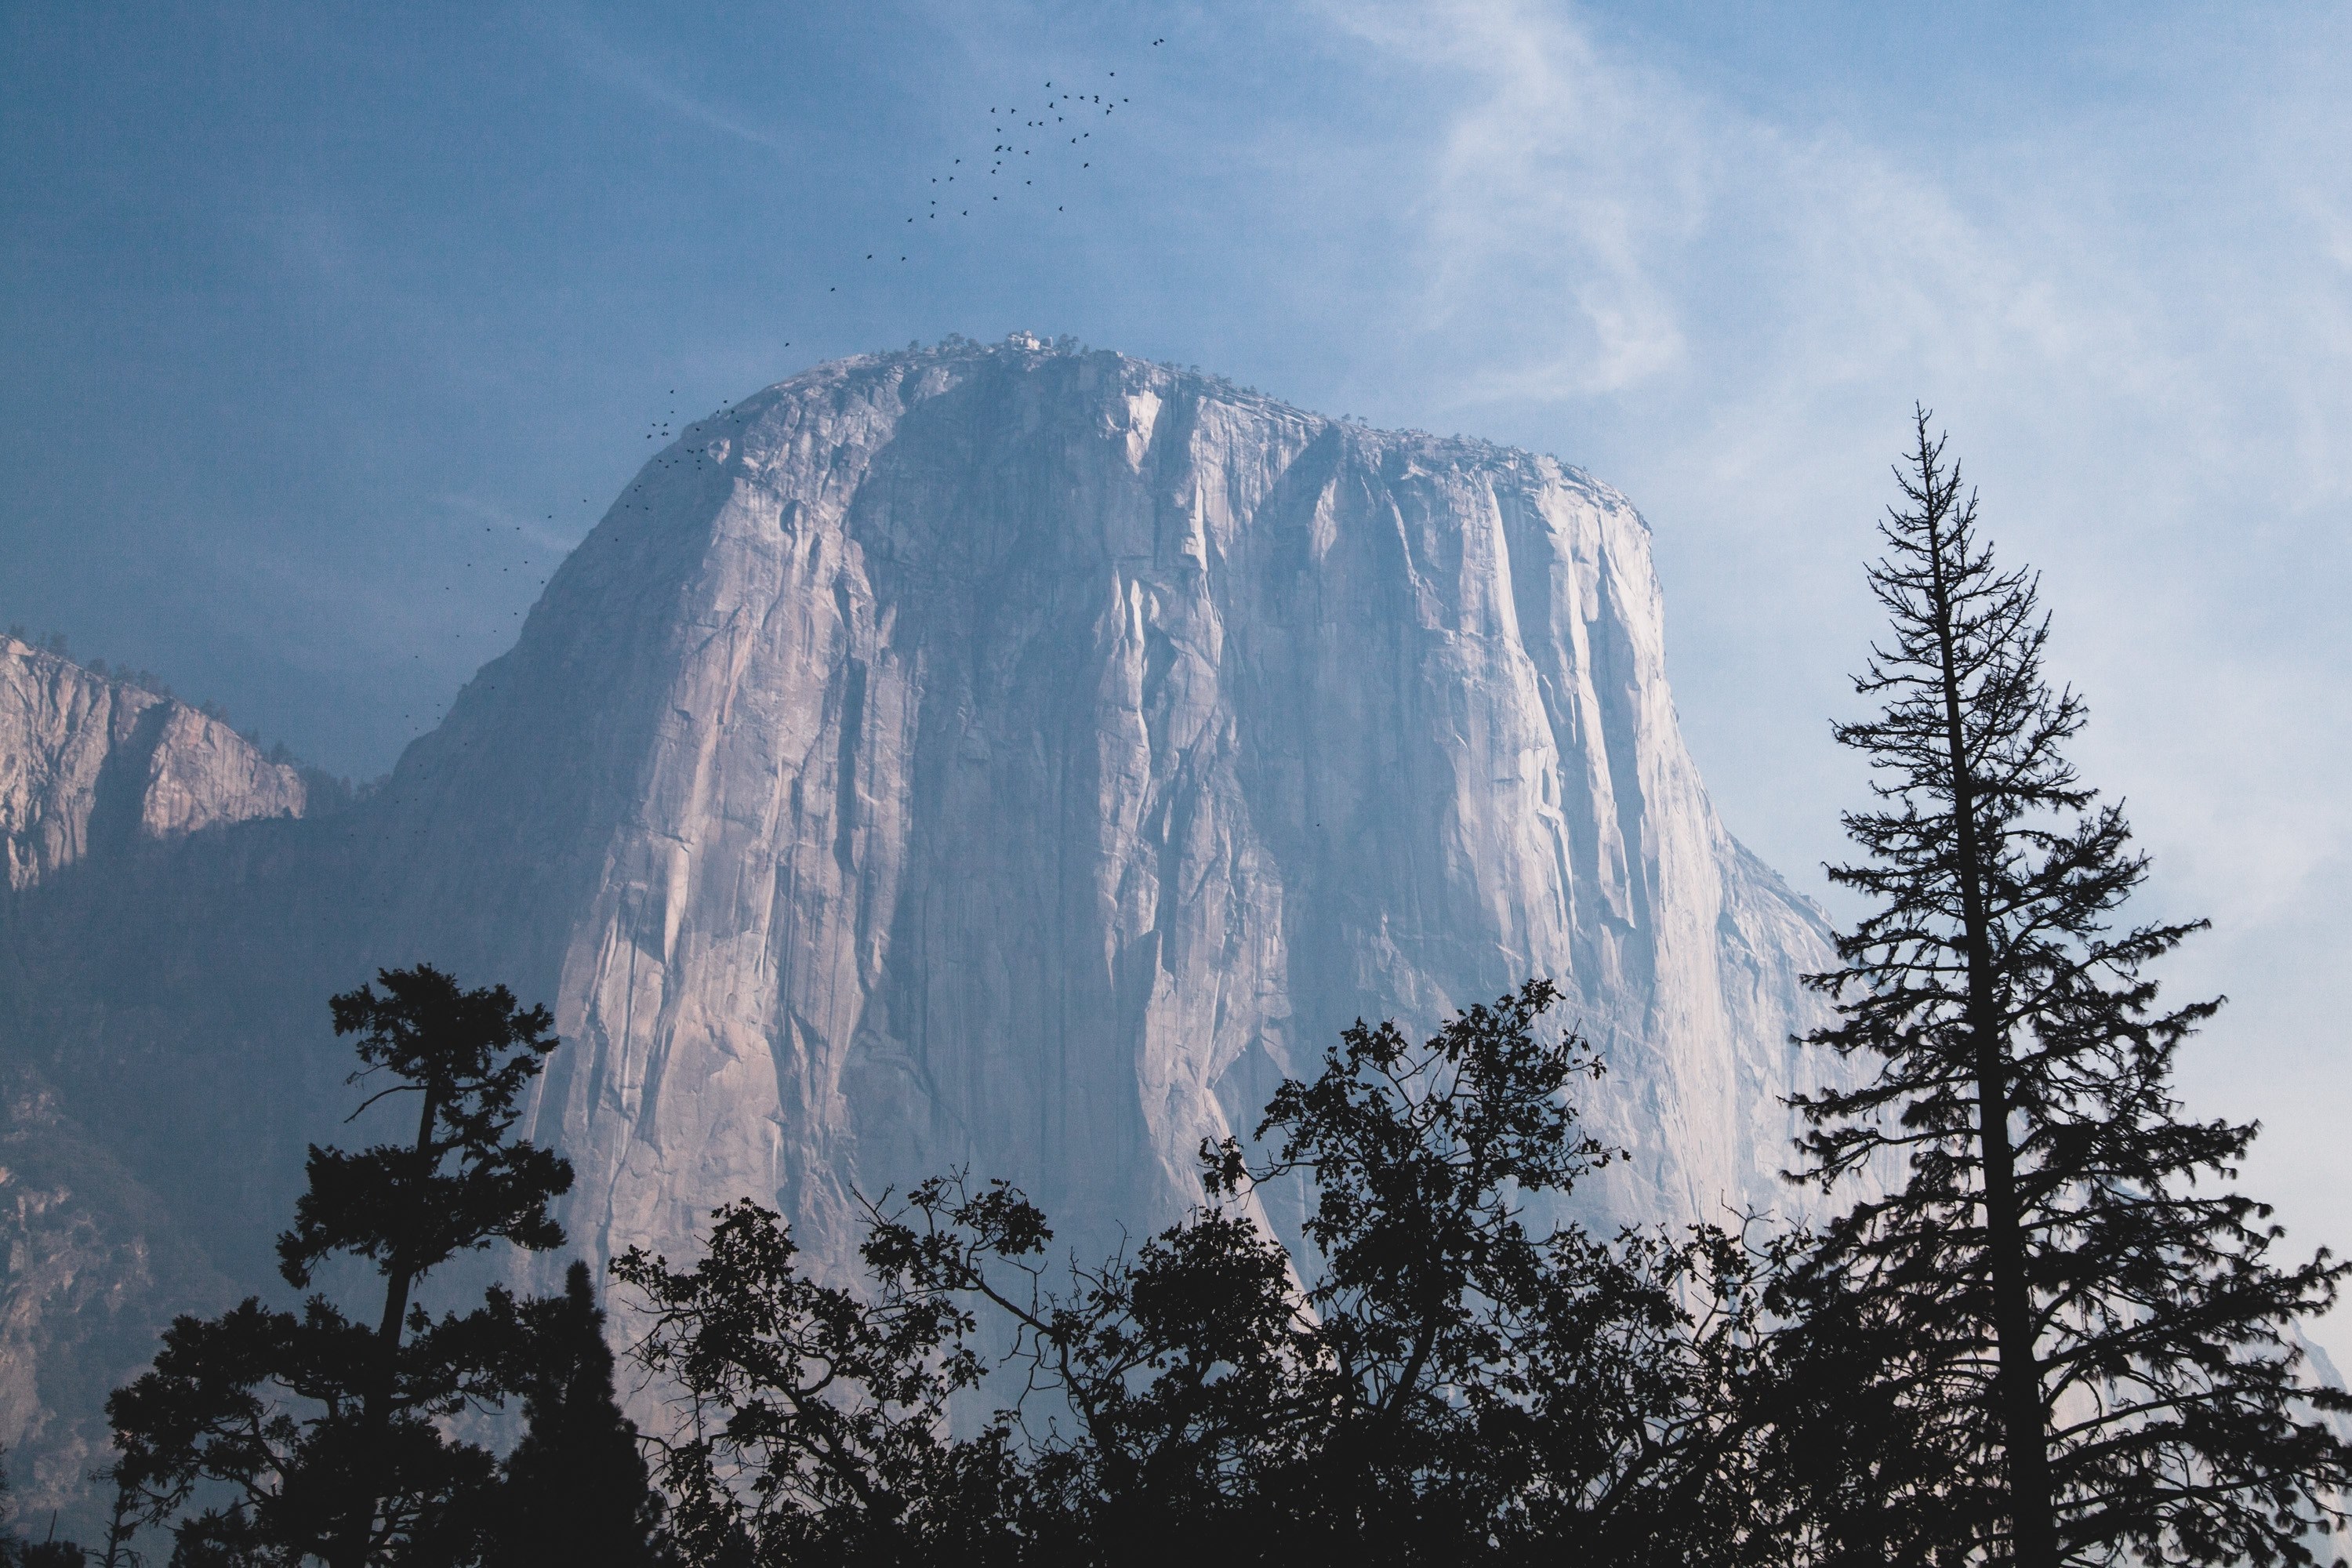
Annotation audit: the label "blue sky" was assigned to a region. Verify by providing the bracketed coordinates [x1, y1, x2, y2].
[5, 1, 2350, 1347]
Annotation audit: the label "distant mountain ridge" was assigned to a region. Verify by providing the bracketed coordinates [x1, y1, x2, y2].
[0, 337, 1838, 1525]
[0, 637, 294, 1508]
[0, 633, 307, 890]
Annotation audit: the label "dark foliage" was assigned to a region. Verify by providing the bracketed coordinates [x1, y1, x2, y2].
[485, 1262, 666, 1568]
[613, 1197, 1018, 1568]
[1776, 412, 2352, 1566]
[619, 980, 1768, 1566]
[1175, 979, 1773, 1563]
[107, 967, 576, 1568]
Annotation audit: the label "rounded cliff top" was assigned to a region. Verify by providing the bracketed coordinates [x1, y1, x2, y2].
[679, 333, 1620, 508]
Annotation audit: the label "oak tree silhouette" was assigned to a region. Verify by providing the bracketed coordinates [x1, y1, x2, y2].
[621, 982, 1767, 1566]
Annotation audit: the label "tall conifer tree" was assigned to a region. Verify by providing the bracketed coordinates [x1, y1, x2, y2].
[107, 966, 575, 1568]
[1780, 412, 2352, 1566]
[489, 1261, 666, 1568]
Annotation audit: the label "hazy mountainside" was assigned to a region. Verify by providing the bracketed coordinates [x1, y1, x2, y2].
[0, 337, 1838, 1520]
[0, 648, 299, 1508]
[0, 1066, 235, 1508]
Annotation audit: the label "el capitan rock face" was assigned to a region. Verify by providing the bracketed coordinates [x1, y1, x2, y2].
[348, 339, 1835, 1274]
[0, 339, 1838, 1518]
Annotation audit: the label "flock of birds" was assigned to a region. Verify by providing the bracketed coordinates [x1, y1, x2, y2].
[399, 35, 1182, 745]
[43, 35, 1185, 764]
[800, 35, 1169, 315]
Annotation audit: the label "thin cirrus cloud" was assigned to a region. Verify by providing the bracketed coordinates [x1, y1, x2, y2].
[1326, 0, 1704, 401]
[558, 25, 800, 161]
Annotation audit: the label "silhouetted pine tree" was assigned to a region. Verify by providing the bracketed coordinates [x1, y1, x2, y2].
[488, 1261, 666, 1568]
[107, 966, 575, 1568]
[1778, 411, 2352, 1566]
[89, 1468, 140, 1568]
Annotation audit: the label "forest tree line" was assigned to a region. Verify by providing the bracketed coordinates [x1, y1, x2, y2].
[16, 420, 2350, 1566]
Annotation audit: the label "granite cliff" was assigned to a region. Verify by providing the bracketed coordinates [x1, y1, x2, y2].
[0, 338, 1838, 1518]
[0, 635, 305, 891]
[422, 339, 1834, 1271]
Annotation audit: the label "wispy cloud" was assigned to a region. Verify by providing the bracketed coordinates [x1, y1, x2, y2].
[559, 24, 797, 159]
[1320, 0, 1702, 398]
[1323, 0, 2189, 423]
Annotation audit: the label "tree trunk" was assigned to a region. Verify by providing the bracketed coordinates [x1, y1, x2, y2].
[1924, 510, 2057, 1566]
[325, 1082, 441, 1568]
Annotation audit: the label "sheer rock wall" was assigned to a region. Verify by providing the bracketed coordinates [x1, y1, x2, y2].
[344, 343, 1836, 1276]
[0, 341, 1840, 1519]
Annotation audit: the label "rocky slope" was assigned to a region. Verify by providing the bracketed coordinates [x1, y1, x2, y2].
[0, 636, 305, 890]
[0, 644, 299, 1513]
[0, 1068, 234, 1508]
[0, 337, 1841, 1519]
